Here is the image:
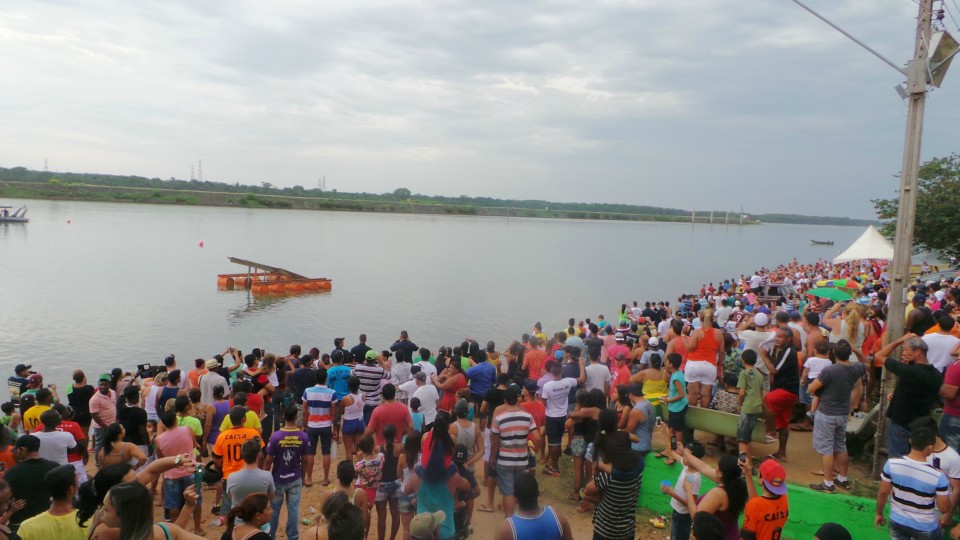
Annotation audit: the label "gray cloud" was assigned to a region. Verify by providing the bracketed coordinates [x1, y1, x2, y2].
[1, 0, 957, 218]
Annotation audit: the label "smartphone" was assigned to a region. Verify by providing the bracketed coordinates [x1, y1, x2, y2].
[655, 417, 663, 428]
[669, 435, 677, 450]
[194, 464, 204, 493]
[739, 452, 747, 463]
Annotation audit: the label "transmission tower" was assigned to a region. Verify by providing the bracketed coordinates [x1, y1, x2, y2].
[198, 159, 203, 181]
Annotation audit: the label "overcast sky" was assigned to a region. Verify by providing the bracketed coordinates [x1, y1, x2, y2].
[1, 1, 958, 219]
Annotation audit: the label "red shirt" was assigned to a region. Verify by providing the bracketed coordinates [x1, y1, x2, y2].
[520, 400, 546, 429]
[232, 393, 263, 414]
[611, 365, 632, 396]
[524, 350, 547, 380]
[367, 401, 412, 445]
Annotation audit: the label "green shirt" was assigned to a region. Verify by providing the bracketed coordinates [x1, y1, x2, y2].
[737, 367, 764, 414]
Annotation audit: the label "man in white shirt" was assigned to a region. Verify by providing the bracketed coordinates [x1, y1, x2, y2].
[198, 358, 230, 406]
[34, 410, 77, 465]
[738, 312, 775, 379]
[539, 360, 584, 476]
[411, 372, 440, 429]
[922, 316, 960, 372]
[584, 356, 612, 395]
[397, 365, 422, 403]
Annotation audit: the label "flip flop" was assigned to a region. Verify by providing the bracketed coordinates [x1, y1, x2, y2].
[478, 505, 495, 513]
[663, 458, 677, 466]
[321, 479, 331, 487]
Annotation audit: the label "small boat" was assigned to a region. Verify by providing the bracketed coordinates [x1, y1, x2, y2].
[217, 256, 332, 295]
[810, 239, 834, 245]
[0, 205, 28, 223]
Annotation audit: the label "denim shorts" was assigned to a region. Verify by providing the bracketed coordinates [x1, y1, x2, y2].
[571, 436, 586, 457]
[342, 418, 365, 435]
[307, 426, 333, 455]
[496, 464, 526, 496]
[545, 416, 566, 447]
[737, 413, 760, 443]
[375, 480, 401, 502]
[398, 492, 416, 513]
[163, 474, 201, 509]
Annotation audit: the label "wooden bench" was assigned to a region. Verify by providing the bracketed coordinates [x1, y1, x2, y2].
[660, 403, 769, 444]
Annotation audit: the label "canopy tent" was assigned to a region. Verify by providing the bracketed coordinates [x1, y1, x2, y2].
[833, 225, 894, 264]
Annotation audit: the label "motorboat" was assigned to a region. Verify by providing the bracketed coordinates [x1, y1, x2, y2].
[0, 206, 28, 223]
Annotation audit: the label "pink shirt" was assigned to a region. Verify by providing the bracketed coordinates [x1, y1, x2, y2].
[156, 426, 195, 479]
[89, 390, 117, 428]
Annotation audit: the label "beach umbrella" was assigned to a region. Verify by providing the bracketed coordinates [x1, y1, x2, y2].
[815, 279, 863, 290]
[807, 287, 855, 301]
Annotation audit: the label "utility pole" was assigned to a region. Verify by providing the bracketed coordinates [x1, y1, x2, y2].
[873, 0, 934, 476]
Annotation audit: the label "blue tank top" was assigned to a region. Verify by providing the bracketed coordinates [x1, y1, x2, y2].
[506, 506, 563, 540]
[631, 399, 656, 453]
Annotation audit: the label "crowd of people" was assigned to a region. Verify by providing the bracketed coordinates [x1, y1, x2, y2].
[0, 258, 958, 540]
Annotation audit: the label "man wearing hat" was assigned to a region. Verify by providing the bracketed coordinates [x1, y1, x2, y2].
[198, 358, 230, 405]
[409, 511, 446, 540]
[411, 371, 440, 431]
[4, 435, 58, 529]
[353, 350, 390, 425]
[740, 459, 789, 540]
[7, 364, 31, 404]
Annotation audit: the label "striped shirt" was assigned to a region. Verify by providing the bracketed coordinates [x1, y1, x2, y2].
[491, 407, 536, 467]
[302, 385, 338, 428]
[882, 456, 950, 532]
[352, 364, 390, 406]
[593, 471, 642, 540]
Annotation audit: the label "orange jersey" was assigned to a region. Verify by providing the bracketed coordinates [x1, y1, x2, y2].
[212, 427, 262, 478]
[740, 495, 788, 540]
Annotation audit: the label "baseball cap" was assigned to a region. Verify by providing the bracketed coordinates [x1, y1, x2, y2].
[614, 352, 627, 360]
[453, 399, 469, 418]
[414, 371, 427, 382]
[205, 358, 220, 369]
[914, 293, 927, 304]
[614, 332, 625, 342]
[788, 310, 801, 320]
[757, 306, 772, 315]
[554, 350, 564, 360]
[753, 313, 769, 326]
[410, 511, 446, 539]
[523, 379, 539, 393]
[758, 459, 787, 495]
[15, 434, 40, 452]
[735, 300, 742, 306]
[453, 444, 468, 464]
[14, 364, 31, 374]
[98, 373, 112, 382]
[648, 337, 659, 347]
[365, 350, 378, 360]
[26, 374, 43, 387]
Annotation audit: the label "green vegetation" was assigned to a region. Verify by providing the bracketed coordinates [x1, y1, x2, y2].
[873, 153, 960, 259]
[0, 166, 875, 226]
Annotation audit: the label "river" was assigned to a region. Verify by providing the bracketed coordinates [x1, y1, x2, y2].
[0, 198, 867, 384]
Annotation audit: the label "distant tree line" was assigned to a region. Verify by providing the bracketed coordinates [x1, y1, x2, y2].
[0, 166, 875, 226]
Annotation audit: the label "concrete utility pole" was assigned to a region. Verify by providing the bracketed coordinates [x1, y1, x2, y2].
[886, 0, 933, 352]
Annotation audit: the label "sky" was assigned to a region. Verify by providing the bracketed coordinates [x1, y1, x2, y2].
[1, 1, 958, 219]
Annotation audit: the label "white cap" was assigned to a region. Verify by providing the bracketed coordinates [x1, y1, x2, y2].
[754, 312, 770, 326]
[735, 300, 742, 306]
[648, 337, 659, 347]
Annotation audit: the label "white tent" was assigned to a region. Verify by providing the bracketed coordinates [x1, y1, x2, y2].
[833, 225, 894, 263]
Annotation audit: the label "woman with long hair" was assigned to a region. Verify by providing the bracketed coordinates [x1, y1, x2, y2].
[397, 429, 422, 539]
[99, 481, 205, 540]
[185, 388, 214, 457]
[97, 423, 148, 469]
[721, 332, 743, 380]
[823, 302, 870, 356]
[680, 452, 750, 540]
[340, 376, 366, 459]
[221, 493, 272, 540]
[684, 308, 723, 408]
[404, 412, 468, 540]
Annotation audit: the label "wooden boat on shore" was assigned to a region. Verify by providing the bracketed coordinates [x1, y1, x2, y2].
[810, 239, 833, 245]
[217, 257, 331, 295]
[0, 205, 29, 223]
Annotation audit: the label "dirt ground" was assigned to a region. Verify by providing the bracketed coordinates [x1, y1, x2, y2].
[165, 425, 875, 539]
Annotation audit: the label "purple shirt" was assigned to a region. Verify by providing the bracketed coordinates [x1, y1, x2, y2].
[266, 428, 309, 483]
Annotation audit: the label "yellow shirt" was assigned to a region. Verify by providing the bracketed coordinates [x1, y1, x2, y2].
[219, 410, 262, 432]
[22, 404, 51, 432]
[18, 509, 87, 540]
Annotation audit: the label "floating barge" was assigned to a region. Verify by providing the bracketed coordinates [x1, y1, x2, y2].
[217, 257, 332, 295]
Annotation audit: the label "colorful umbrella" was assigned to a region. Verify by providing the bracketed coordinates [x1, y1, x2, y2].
[815, 279, 863, 290]
[807, 287, 855, 301]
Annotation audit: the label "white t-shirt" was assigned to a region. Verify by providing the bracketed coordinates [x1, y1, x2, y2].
[35, 430, 76, 465]
[416, 362, 438, 382]
[923, 333, 960, 372]
[657, 320, 671, 338]
[788, 322, 808, 355]
[929, 445, 960, 480]
[412, 384, 440, 424]
[198, 371, 229, 406]
[398, 380, 419, 402]
[671, 469, 702, 514]
[541, 378, 578, 418]
[738, 330, 775, 375]
[749, 275, 762, 289]
[144, 384, 161, 417]
[584, 364, 612, 393]
[804, 357, 833, 382]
